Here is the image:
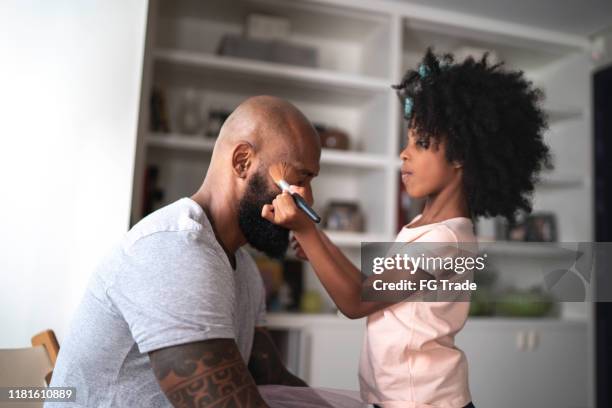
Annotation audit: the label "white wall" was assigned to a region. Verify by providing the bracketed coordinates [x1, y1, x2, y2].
[0, 1, 149, 347]
[532, 52, 594, 242]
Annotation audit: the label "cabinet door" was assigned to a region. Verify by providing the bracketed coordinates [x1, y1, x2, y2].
[306, 321, 365, 391]
[456, 321, 588, 408]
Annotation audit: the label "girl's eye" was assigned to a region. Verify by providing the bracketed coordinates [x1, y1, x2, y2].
[416, 138, 429, 149]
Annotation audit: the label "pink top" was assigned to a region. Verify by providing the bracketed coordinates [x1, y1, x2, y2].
[359, 214, 476, 408]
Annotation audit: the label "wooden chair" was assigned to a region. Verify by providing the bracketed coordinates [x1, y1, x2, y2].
[0, 329, 60, 406]
[30, 330, 60, 384]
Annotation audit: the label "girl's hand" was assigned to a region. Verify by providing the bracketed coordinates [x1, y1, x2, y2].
[261, 186, 315, 233]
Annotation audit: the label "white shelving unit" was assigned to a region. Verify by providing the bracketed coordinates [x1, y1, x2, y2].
[132, 0, 593, 304]
[134, 0, 402, 244]
[130, 1, 594, 405]
[134, 0, 592, 244]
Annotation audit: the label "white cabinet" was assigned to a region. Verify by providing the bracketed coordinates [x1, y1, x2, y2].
[267, 313, 366, 390]
[457, 319, 589, 408]
[306, 321, 366, 390]
[268, 314, 589, 407]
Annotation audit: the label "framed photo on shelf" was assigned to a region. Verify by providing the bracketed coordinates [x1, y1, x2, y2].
[495, 212, 558, 242]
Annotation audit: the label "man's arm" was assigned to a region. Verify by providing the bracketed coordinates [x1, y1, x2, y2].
[149, 338, 269, 408]
[248, 327, 308, 387]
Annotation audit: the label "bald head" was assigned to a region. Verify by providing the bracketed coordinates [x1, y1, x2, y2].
[200, 96, 320, 204]
[206, 96, 320, 187]
[215, 95, 320, 162]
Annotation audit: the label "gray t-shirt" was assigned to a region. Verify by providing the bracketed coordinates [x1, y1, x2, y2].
[46, 198, 267, 408]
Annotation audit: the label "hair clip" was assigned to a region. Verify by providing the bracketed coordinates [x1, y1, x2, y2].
[418, 63, 430, 78]
[404, 97, 414, 120]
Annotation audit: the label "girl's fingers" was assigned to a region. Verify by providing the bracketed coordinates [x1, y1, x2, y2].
[266, 191, 305, 227]
[267, 193, 289, 223]
[261, 204, 275, 222]
[277, 192, 297, 218]
[289, 185, 314, 206]
[272, 196, 285, 221]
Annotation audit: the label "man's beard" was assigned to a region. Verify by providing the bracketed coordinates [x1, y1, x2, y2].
[238, 170, 290, 259]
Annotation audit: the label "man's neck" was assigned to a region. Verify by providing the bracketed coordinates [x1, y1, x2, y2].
[190, 186, 245, 266]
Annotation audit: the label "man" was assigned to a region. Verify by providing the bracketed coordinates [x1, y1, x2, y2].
[47, 96, 321, 407]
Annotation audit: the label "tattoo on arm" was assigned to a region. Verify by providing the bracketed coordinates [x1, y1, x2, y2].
[248, 327, 308, 387]
[149, 338, 269, 408]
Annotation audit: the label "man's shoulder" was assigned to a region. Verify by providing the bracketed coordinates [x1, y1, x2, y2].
[123, 198, 209, 249]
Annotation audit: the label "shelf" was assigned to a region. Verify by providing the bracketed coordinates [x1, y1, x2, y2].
[538, 174, 589, 189]
[147, 133, 393, 170]
[320, 149, 390, 169]
[156, 0, 392, 78]
[545, 105, 584, 124]
[401, 9, 588, 73]
[322, 233, 580, 258]
[265, 312, 587, 331]
[154, 48, 391, 106]
[464, 317, 588, 328]
[147, 133, 217, 152]
[324, 230, 392, 247]
[477, 241, 578, 259]
[266, 312, 364, 329]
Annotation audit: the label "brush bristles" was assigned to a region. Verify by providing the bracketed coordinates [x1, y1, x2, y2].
[268, 161, 295, 184]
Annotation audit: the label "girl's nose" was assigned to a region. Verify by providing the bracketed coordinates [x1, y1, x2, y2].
[400, 145, 411, 162]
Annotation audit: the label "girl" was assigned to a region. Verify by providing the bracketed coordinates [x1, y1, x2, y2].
[262, 48, 551, 408]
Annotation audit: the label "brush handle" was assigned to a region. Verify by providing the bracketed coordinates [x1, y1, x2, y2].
[291, 193, 321, 224]
[276, 180, 321, 223]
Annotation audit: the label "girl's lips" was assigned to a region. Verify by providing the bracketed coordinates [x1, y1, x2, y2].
[401, 171, 413, 183]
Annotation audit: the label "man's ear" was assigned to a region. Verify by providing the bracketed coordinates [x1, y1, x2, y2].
[232, 142, 254, 178]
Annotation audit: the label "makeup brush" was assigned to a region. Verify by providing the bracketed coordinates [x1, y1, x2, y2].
[268, 162, 321, 224]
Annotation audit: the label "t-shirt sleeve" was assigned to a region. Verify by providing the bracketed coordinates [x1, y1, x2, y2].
[108, 230, 236, 354]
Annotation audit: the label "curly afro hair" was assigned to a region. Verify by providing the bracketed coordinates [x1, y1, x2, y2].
[393, 48, 552, 222]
